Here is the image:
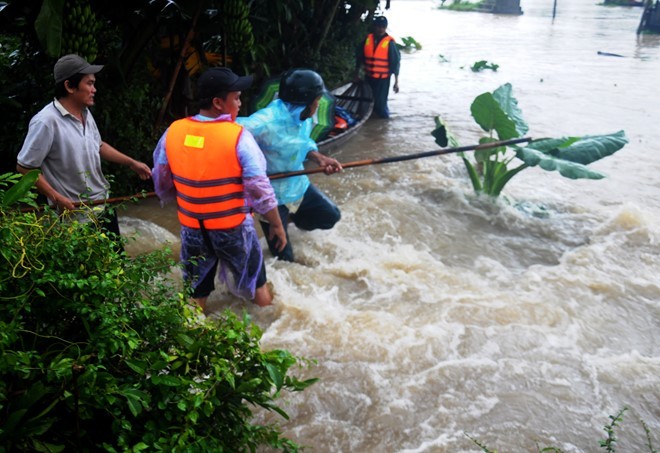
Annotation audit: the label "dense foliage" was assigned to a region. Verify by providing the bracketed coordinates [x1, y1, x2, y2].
[0, 0, 383, 194]
[0, 173, 317, 451]
[432, 83, 629, 197]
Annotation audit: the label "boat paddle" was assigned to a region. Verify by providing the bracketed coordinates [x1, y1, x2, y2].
[268, 136, 533, 180]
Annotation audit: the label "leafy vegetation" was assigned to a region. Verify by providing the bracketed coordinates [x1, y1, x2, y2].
[397, 36, 423, 52]
[470, 59, 499, 72]
[0, 173, 317, 451]
[439, 0, 486, 12]
[0, 0, 385, 193]
[465, 406, 658, 452]
[431, 83, 628, 197]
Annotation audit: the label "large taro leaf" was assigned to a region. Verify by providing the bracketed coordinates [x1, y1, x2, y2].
[551, 130, 627, 165]
[514, 131, 628, 180]
[470, 92, 518, 141]
[492, 83, 528, 137]
[471, 83, 528, 141]
[431, 116, 460, 148]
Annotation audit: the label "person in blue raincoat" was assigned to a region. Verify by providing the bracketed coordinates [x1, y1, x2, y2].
[237, 69, 342, 262]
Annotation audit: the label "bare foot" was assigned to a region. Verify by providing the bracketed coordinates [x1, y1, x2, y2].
[253, 283, 273, 307]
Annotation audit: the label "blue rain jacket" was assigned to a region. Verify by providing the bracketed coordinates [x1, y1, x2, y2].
[237, 99, 318, 205]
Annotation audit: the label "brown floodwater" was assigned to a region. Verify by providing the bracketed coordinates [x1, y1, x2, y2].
[121, 0, 660, 451]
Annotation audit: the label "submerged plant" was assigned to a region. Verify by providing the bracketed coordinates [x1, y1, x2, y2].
[431, 83, 628, 197]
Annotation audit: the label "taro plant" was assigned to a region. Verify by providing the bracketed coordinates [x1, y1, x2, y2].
[0, 173, 316, 452]
[432, 83, 628, 197]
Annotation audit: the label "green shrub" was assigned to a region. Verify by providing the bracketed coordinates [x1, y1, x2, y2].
[0, 174, 315, 452]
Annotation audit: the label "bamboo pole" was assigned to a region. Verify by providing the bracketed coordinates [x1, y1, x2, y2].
[268, 137, 533, 180]
[20, 192, 157, 213]
[19, 137, 533, 212]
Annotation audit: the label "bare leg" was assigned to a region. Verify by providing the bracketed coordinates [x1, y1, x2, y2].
[253, 283, 273, 307]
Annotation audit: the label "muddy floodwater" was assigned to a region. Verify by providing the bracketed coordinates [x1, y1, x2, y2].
[121, 0, 660, 451]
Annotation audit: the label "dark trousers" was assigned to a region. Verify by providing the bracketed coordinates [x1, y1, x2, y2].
[260, 185, 340, 262]
[96, 208, 125, 254]
[366, 76, 391, 118]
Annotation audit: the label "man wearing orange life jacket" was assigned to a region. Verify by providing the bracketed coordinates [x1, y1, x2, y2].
[355, 15, 401, 118]
[152, 67, 287, 311]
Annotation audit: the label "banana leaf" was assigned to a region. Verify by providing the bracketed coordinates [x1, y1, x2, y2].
[35, 0, 65, 58]
[513, 131, 628, 179]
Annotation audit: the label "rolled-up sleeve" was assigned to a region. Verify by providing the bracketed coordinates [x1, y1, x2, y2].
[237, 129, 278, 214]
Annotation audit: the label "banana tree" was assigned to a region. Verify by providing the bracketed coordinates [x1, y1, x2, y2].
[432, 83, 628, 197]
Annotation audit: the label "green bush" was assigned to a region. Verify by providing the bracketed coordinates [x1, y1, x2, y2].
[0, 174, 315, 452]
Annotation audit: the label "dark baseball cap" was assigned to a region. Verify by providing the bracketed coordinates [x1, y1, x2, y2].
[54, 54, 104, 83]
[373, 16, 388, 27]
[197, 67, 253, 99]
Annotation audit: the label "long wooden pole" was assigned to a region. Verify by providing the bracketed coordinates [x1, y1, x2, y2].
[268, 137, 533, 180]
[20, 191, 157, 213]
[19, 137, 533, 212]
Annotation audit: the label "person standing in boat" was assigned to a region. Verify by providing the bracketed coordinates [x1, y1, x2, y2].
[152, 67, 287, 310]
[237, 68, 342, 263]
[355, 15, 401, 119]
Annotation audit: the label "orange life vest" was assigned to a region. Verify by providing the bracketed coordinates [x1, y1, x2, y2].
[165, 118, 250, 230]
[363, 34, 393, 79]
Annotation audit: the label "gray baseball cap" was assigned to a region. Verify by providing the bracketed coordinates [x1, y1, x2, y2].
[54, 54, 104, 83]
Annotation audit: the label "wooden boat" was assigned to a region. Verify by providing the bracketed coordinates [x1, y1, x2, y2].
[317, 81, 374, 154]
[250, 78, 374, 154]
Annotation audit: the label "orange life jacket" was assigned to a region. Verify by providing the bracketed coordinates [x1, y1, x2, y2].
[363, 34, 393, 79]
[165, 118, 250, 230]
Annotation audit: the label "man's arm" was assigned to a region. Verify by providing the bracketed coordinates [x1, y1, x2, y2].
[307, 150, 343, 175]
[99, 142, 152, 180]
[389, 39, 400, 93]
[16, 163, 76, 210]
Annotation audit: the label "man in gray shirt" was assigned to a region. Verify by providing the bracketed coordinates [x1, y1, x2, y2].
[17, 54, 151, 238]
